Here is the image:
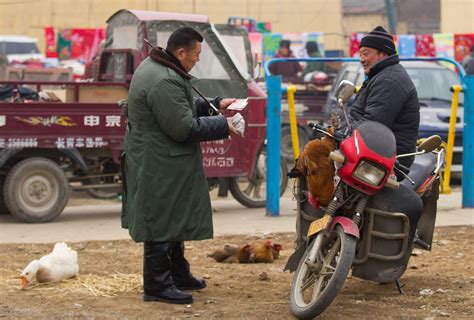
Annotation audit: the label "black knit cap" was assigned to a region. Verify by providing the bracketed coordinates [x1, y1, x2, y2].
[359, 26, 396, 55]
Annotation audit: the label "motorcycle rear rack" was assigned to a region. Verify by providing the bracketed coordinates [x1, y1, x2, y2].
[353, 208, 410, 264]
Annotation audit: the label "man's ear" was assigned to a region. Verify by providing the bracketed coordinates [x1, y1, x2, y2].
[175, 48, 186, 60]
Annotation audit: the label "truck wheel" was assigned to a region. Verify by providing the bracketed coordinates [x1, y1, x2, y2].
[281, 126, 309, 162]
[83, 179, 120, 200]
[229, 146, 288, 208]
[3, 158, 69, 223]
[0, 176, 10, 214]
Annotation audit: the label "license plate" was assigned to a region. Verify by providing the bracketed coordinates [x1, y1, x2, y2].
[307, 215, 331, 237]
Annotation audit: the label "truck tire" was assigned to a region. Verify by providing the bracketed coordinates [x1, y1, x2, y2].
[229, 146, 288, 208]
[0, 176, 10, 214]
[3, 157, 69, 223]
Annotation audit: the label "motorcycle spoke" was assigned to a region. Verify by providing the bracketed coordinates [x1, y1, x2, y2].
[252, 179, 263, 199]
[242, 181, 254, 196]
[300, 272, 317, 292]
[311, 273, 327, 300]
[317, 250, 325, 264]
[324, 237, 341, 266]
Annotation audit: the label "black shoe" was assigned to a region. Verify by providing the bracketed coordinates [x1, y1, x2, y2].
[143, 286, 193, 304]
[169, 242, 206, 291]
[174, 276, 207, 291]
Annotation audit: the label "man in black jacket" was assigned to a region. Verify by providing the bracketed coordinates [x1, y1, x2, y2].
[348, 26, 420, 178]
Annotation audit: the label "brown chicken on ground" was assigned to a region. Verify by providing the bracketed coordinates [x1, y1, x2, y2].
[207, 244, 253, 263]
[271, 243, 283, 259]
[252, 240, 274, 263]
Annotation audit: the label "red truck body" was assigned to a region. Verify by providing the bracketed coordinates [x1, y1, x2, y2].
[0, 10, 289, 223]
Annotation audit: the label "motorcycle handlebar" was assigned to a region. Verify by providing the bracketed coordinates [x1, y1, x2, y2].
[308, 122, 345, 142]
[394, 160, 411, 174]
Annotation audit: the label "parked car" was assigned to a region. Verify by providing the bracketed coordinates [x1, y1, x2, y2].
[0, 35, 45, 63]
[324, 60, 464, 173]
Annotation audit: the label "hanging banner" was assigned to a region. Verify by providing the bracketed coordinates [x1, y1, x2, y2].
[349, 33, 364, 57]
[416, 34, 436, 57]
[262, 33, 282, 61]
[71, 28, 105, 62]
[454, 33, 474, 63]
[44, 26, 57, 58]
[57, 29, 73, 60]
[433, 33, 455, 59]
[398, 34, 416, 57]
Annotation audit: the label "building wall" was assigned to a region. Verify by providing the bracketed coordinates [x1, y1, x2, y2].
[0, 0, 344, 53]
[341, 14, 408, 35]
[441, 0, 474, 33]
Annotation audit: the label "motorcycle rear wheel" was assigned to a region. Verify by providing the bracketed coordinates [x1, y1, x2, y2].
[289, 225, 356, 318]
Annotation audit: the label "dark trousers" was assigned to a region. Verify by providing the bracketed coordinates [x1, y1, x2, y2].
[143, 241, 191, 294]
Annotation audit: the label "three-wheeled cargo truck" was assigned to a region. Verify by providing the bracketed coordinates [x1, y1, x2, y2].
[0, 10, 287, 223]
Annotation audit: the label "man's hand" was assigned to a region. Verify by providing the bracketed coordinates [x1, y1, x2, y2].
[227, 118, 243, 137]
[220, 98, 236, 113]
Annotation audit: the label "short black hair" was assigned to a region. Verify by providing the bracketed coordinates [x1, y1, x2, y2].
[166, 27, 203, 53]
[305, 41, 319, 54]
[279, 40, 291, 49]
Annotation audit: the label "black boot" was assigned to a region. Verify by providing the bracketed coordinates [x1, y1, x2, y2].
[143, 241, 193, 304]
[170, 241, 206, 291]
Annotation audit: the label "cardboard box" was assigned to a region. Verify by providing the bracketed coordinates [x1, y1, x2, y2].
[5, 67, 73, 81]
[65, 85, 128, 103]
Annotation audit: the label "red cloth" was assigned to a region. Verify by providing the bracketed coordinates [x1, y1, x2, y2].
[44, 26, 57, 58]
[454, 34, 474, 62]
[308, 192, 320, 209]
[349, 33, 361, 57]
[416, 34, 435, 57]
[71, 29, 105, 62]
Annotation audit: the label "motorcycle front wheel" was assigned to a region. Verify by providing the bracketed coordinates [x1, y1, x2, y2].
[289, 225, 356, 318]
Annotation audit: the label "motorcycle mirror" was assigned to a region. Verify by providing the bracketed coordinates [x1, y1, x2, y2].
[418, 135, 442, 153]
[336, 80, 355, 105]
[336, 80, 355, 132]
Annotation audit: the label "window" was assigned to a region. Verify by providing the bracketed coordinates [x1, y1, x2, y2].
[0, 42, 39, 54]
[112, 26, 138, 50]
[219, 35, 248, 73]
[407, 68, 464, 104]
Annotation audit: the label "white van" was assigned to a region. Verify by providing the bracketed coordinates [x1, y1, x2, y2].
[0, 35, 45, 62]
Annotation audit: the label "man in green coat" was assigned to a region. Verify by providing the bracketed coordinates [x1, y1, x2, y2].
[122, 27, 240, 305]
[302, 41, 325, 80]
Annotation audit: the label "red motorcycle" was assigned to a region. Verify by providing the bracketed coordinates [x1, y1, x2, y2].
[287, 81, 444, 318]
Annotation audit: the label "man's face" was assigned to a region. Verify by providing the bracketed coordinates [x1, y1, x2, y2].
[176, 41, 202, 72]
[279, 47, 290, 57]
[359, 46, 388, 75]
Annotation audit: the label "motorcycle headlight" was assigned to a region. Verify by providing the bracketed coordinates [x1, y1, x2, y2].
[353, 160, 386, 186]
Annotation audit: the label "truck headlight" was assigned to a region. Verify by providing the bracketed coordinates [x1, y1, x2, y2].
[353, 160, 386, 186]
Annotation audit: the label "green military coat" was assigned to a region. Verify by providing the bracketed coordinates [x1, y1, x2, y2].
[121, 57, 223, 242]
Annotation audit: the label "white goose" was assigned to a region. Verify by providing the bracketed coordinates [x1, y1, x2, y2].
[20, 242, 79, 289]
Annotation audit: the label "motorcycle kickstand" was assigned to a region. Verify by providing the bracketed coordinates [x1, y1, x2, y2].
[395, 279, 405, 295]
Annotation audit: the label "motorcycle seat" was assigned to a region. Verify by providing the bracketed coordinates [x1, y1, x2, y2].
[401, 153, 437, 191]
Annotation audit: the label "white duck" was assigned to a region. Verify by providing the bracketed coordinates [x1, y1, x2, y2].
[20, 242, 79, 289]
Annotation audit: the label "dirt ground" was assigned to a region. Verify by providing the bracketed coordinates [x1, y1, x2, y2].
[0, 226, 472, 319]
